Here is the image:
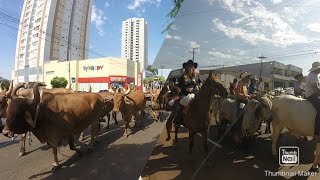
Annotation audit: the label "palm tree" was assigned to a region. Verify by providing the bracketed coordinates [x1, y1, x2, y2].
[162, 0, 185, 34]
[146, 65, 158, 75]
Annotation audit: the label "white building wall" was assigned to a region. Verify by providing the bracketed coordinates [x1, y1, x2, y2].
[13, 0, 91, 84]
[121, 18, 148, 73]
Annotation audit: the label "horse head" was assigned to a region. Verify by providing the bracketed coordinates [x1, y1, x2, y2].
[200, 71, 228, 98]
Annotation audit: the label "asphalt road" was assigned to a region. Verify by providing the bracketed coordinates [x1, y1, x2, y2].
[141, 123, 320, 180]
[0, 103, 169, 180]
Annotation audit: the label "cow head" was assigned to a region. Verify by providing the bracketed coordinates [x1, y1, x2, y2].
[0, 80, 13, 118]
[2, 82, 41, 137]
[112, 88, 131, 113]
[241, 97, 272, 135]
[200, 71, 228, 98]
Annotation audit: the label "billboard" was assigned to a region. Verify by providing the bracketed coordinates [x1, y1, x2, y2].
[138, 73, 142, 90]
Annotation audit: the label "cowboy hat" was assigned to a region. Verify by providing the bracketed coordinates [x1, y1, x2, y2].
[294, 73, 303, 79]
[239, 72, 253, 81]
[182, 60, 198, 69]
[309, 61, 320, 72]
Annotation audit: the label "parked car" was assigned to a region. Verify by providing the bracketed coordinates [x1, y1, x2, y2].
[99, 90, 109, 93]
[284, 87, 294, 95]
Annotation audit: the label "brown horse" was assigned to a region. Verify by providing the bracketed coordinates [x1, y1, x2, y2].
[166, 71, 228, 155]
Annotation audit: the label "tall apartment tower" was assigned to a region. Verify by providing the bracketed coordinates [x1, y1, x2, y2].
[121, 18, 148, 72]
[12, 0, 92, 84]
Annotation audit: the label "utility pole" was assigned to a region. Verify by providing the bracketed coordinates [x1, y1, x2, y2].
[258, 54, 267, 79]
[189, 47, 199, 62]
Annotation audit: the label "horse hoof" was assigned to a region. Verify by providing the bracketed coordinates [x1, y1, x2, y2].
[257, 130, 262, 135]
[166, 136, 171, 141]
[19, 151, 26, 157]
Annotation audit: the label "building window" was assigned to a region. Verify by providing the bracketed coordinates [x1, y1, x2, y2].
[32, 41, 38, 46]
[34, 25, 40, 30]
[20, 53, 24, 58]
[46, 71, 54, 75]
[33, 33, 39, 37]
[35, 18, 41, 23]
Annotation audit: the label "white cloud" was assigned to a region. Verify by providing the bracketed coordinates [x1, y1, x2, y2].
[189, 41, 200, 48]
[171, 25, 179, 31]
[165, 34, 182, 40]
[208, 49, 233, 59]
[128, 0, 162, 10]
[214, 0, 308, 47]
[91, 5, 107, 36]
[308, 23, 320, 32]
[271, 0, 282, 4]
[105, 1, 110, 8]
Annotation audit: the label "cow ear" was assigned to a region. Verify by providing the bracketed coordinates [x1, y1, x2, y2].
[24, 111, 35, 128]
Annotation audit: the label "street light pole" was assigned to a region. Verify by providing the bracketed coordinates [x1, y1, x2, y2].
[258, 54, 267, 78]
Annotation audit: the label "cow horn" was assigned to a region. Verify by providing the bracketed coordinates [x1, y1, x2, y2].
[28, 83, 40, 106]
[125, 87, 131, 95]
[5, 80, 13, 97]
[12, 83, 26, 98]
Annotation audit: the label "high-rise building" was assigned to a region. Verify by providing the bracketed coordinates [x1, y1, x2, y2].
[121, 18, 148, 72]
[12, 0, 92, 84]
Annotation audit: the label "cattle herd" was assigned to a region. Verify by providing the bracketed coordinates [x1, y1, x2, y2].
[0, 81, 147, 171]
[1, 73, 320, 173]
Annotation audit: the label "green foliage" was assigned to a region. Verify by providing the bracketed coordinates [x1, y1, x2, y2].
[147, 65, 158, 75]
[162, 0, 184, 34]
[142, 76, 166, 85]
[50, 76, 68, 88]
[0, 80, 10, 90]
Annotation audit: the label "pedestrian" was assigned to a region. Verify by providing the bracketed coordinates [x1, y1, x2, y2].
[294, 73, 304, 97]
[257, 77, 264, 92]
[229, 78, 237, 95]
[248, 76, 258, 95]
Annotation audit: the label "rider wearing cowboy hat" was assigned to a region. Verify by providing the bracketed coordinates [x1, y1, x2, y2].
[177, 60, 200, 96]
[294, 73, 304, 97]
[233, 72, 256, 141]
[306, 61, 320, 136]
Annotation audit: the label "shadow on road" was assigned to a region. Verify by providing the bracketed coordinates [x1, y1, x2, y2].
[141, 126, 318, 180]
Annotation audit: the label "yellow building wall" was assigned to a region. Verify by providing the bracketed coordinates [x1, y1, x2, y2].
[43, 57, 140, 91]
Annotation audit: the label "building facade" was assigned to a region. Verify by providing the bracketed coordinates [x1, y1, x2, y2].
[121, 18, 148, 72]
[43, 57, 141, 92]
[13, 0, 92, 84]
[212, 61, 303, 90]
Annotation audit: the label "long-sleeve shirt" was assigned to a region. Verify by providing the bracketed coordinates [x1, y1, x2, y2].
[178, 74, 198, 96]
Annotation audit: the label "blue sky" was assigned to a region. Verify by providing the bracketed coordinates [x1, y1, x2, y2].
[0, 0, 172, 79]
[153, 0, 320, 75]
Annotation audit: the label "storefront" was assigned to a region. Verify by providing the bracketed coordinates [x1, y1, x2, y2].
[43, 57, 141, 92]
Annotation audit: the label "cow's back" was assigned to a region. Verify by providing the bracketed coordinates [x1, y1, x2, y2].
[127, 90, 146, 110]
[35, 92, 104, 147]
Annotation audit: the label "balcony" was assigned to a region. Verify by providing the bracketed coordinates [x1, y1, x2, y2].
[272, 74, 291, 81]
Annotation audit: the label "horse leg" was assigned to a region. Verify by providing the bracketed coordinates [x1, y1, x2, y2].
[217, 119, 227, 140]
[202, 129, 209, 155]
[271, 120, 284, 157]
[189, 131, 196, 154]
[257, 121, 263, 135]
[124, 116, 130, 138]
[174, 123, 180, 144]
[312, 136, 320, 169]
[19, 133, 26, 156]
[106, 113, 111, 129]
[166, 112, 175, 141]
[265, 121, 271, 134]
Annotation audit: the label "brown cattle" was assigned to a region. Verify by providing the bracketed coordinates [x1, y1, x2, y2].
[112, 88, 146, 137]
[98, 92, 118, 128]
[2, 83, 104, 170]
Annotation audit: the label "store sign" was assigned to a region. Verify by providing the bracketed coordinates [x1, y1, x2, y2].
[83, 65, 104, 72]
[110, 76, 126, 82]
[137, 73, 142, 90]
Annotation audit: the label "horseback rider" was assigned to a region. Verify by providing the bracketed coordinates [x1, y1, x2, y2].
[294, 73, 304, 97]
[168, 60, 201, 124]
[306, 61, 320, 136]
[248, 76, 258, 95]
[233, 72, 256, 141]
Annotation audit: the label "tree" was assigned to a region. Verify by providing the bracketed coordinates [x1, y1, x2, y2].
[162, 0, 185, 33]
[51, 76, 68, 88]
[0, 80, 10, 90]
[146, 65, 158, 75]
